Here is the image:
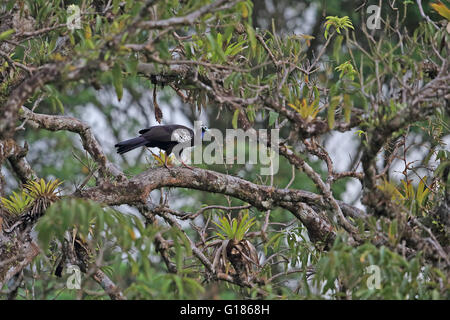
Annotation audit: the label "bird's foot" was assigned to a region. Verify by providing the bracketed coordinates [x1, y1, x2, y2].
[164, 153, 176, 174]
[166, 163, 178, 177]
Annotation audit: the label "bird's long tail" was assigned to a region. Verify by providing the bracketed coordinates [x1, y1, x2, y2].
[115, 137, 147, 154]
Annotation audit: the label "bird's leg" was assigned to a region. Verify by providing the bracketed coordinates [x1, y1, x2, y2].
[164, 152, 171, 170]
[180, 159, 194, 170]
[149, 149, 170, 169]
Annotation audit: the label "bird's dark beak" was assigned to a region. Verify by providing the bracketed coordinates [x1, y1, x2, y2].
[201, 126, 208, 139]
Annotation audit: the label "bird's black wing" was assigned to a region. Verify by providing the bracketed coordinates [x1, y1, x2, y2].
[140, 125, 193, 143]
[138, 127, 154, 135]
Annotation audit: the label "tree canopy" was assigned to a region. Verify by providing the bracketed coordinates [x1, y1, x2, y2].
[0, 0, 449, 300]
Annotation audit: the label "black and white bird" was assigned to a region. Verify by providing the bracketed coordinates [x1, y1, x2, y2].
[115, 124, 207, 168]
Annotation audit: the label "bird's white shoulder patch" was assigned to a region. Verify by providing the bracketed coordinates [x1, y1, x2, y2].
[171, 129, 191, 143]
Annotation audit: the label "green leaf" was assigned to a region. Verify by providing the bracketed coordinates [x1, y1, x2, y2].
[313, 86, 320, 108]
[416, 179, 430, 206]
[343, 93, 352, 123]
[53, 96, 64, 114]
[388, 219, 398, 244]
[112, 0, 120, 14]
[112, 63, 123, 101]
[232, 109, 240, 129]
[246, 105, 256, 122]
[333, 35, 343, 64]
[264, 232, 283, 254]
[328, 96, 340, 129]
[246, 23, 257, 53]
[0, 29, 15, 41]
[85, 38, 95, 50]
[268, 111, 279, 127]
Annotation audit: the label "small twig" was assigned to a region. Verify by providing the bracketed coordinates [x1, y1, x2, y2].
[416, 0, 439, 30]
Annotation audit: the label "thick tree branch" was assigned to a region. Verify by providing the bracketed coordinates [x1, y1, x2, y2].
[20, 107, 125, 180]
[78, 166, 342, 244]
[92, 269, 127, 300]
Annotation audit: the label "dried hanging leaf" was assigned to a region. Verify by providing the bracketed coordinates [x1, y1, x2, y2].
[153, 86, 163, 124]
